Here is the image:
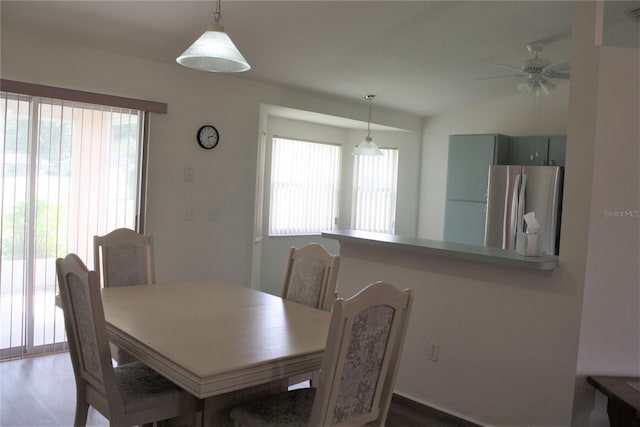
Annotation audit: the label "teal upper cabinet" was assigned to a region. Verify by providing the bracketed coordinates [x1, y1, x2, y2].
[509, 135, 566, 166]
[548, 135, 566, 166]
[509, 136, 549, 166]
[446, 134, 510, 202]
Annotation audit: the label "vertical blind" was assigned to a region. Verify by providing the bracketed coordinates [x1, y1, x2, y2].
[269, 137, 341, 235]
[352, 148, 399, 233]
[0, 91, 143, 359]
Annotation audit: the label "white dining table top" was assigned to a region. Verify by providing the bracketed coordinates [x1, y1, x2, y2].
[101, 280, 331, 399]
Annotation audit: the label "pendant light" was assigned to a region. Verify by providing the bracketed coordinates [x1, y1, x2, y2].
[353, 95, 383, 156]
[176, 0, 250, 73]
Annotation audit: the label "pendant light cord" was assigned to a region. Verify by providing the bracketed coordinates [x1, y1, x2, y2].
[214, 0, 222, 24]
[365, 95, 375, 138]
[367, 99, 372, 136]
[531, 90, 541, 160]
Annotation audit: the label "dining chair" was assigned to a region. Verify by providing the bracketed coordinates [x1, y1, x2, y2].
[282, 243, 340, 387]
[93, 228, 155, 288]
[56, 253, 201, 427]
[281, 243, 340, 312]
[94, 228, 155, 364]
[229, 281, 414, 427]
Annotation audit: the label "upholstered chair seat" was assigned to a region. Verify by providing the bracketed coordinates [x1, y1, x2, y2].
[230, 389, 316, 427]
[114, 362, 197, 415]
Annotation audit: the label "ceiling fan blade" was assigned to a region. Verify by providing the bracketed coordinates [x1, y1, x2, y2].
[546, 72, 570, 80]
[476, 74, 517, 80]
[477, 73, 529, 80]
[546, 59, 571, 71]
[496, 63, 523, 71]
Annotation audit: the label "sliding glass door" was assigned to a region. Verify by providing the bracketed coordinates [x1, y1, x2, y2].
[0, 92, 144, 359]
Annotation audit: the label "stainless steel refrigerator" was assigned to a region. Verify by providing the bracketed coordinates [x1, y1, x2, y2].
[484, 165, 563, 255]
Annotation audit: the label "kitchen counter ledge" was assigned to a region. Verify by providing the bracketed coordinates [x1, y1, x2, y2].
[322, 230, 558, 271]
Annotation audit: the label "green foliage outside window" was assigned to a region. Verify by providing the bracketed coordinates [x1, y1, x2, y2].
[1, 202, 68, 260]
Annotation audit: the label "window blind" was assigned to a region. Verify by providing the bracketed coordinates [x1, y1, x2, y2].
[352, 148, 399, 233]
[269, 137, 341, 235]
[1, 92, 144, 359]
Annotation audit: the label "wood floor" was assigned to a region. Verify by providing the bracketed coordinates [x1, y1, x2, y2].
[0, 352, 476, 426]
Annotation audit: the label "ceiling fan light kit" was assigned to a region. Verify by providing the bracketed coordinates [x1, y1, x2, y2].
[518, 77, 557, 96]
[176, 0, 250, 73]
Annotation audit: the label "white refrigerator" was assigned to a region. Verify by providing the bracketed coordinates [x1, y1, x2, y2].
[484, 165, 563, 255]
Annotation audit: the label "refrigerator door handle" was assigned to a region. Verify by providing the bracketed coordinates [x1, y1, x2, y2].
[517, 174, 528, 233]
[506, 173, 521, 250]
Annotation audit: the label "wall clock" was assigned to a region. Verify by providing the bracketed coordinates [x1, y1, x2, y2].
[197, 125, 219, 149]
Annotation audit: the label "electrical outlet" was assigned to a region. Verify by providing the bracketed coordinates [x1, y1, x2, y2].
[208, 208, 219, 221]
[428, 342, 439, 362]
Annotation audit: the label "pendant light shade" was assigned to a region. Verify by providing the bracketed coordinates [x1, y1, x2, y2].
[354, 135, 383, 156]
[353, 95, 383, 156]
[177, 0, 250, 73]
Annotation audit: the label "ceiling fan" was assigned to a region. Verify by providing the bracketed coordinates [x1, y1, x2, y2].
[481, 40, 570, 95]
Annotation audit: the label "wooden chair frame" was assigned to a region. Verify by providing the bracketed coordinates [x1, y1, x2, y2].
[93, 228, 155, 364]
[56, 253, 200, 426]
[309, 281, 414, 426]
[230, 281, 414, 427]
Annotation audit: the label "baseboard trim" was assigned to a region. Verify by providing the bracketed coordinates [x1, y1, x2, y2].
[391, 392, 485, 427]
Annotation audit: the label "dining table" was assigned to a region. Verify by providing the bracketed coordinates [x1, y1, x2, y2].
[100, 280, 331, 426]
[587, 375, 640, 427]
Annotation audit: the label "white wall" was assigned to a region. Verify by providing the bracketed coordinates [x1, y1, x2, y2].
[571, 29, 640, 427]
[419, 85, 570, 240]
[336, 238, 583, 425]
[0, 30, 422, 290]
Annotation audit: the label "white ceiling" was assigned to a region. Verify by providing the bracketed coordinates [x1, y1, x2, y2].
[1, 1, 579, 118]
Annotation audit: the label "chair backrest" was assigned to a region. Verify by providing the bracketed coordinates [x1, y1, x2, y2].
[281, 243, 340, 311]
[56, 253, 124, 414]
[93, 228, 155, 287]
[309, 281, 414, 427]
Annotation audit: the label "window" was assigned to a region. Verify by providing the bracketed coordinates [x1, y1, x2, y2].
[1, 91, 145, 359]
[269, 137, 341, 235]
[352, 148, 399, 233]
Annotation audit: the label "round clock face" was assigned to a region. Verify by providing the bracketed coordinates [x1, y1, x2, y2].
[197, 125, 219, 149]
